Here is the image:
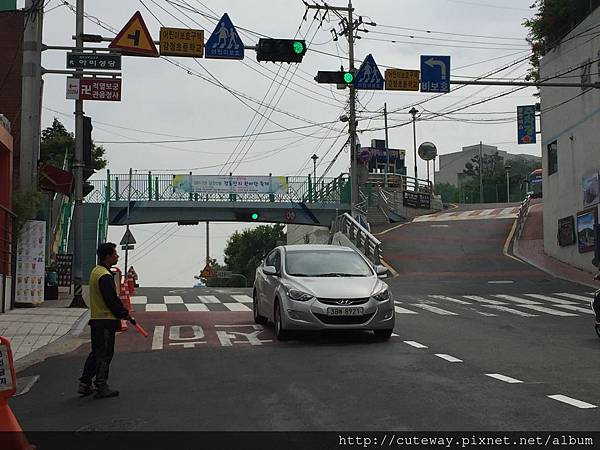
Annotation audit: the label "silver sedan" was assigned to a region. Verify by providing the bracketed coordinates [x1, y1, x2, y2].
[253, 245, 395, 340]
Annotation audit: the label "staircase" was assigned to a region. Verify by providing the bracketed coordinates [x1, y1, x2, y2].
[366, 205, 389, 225]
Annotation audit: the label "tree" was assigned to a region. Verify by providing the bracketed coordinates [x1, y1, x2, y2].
[523, 0, 600, 82]
[434, 182, 459, 204]
[223, 224, 286, 283]
[40, 118, 107, 171]
[460, 152, 541, 202]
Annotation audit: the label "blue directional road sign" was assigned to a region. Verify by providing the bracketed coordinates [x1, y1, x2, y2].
[205, 13, 244, 60]
[420, 55, 450, 93]
[354, 54, 384, 90]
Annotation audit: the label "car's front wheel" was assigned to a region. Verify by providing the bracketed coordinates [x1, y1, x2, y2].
[253, 290, 267, 325]
[274, 300, 289, 341]
[374, 329, 393, 340]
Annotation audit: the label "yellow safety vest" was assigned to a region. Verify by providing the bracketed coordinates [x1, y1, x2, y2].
[89, 265, 117, 320]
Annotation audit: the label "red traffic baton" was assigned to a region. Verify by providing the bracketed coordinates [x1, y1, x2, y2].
[128, 318, 149, 338]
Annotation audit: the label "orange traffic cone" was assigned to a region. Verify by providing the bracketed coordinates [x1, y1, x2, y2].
[0, 398, 35, 449]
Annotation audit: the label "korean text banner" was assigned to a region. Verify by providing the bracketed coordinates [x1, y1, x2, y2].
[517, 105, 537, 144]
[173, 175, 288, 195]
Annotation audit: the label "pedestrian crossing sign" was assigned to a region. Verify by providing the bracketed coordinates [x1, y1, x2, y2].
[354, 54, 384, 90]
[205, 13, 244, 59]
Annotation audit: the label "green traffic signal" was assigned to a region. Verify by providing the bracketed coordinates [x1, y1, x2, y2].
[292, 41, 305, 55]
[343, 72, 354, 84]
[251, 212, 259, 220]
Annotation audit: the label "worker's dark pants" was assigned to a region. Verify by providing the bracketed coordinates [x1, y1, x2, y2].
[79, 320, 119, 388]
[594, 291, 600, 322]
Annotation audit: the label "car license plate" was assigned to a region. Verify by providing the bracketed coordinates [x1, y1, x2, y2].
[327, 307, 363, 316]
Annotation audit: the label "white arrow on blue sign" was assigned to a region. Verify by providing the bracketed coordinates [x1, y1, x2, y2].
[205, 13, 244, 60]
[354, 54, 384, 90]
[420, 55, 450, 93]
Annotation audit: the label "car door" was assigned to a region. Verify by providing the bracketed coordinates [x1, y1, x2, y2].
[257, 250, 275, 306]
[263, 249, 281, 319]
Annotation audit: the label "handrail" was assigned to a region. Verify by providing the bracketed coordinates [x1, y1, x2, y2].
[515, 194, 532, 241]
[330, 212, 382, 265]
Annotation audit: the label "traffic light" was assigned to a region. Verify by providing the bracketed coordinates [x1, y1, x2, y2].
[83, 167, 95, 197]
[234, 211, 261, 222]
[256, 38, 307, 63]
[315, 70, 355, 85]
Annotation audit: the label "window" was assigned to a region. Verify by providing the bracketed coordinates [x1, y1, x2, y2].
[272, 251, 281, 273]
[547, 141, 558, 175]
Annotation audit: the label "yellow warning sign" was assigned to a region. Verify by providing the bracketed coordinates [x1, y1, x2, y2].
[160, 27, 204, 57]
[200, 264, 216, 278]
[385, 69, 420, 91]
[109, 11, 158, 57]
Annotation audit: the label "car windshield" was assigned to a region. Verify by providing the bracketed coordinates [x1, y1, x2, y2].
[285, 250, 373, 277]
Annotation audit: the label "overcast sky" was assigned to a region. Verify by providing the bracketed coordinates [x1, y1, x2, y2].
[38, 0, 538, 286]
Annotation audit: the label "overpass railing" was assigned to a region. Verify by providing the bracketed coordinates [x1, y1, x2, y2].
[329, 212, 381, 265]
[86, 172, 351, 204]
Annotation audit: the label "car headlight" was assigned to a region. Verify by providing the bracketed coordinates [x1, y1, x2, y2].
[372, 288, 390, 302]
[287, 288, 313, 302]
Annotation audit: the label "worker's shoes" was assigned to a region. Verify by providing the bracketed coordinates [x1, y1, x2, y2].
[77, 383, 94, 396]
[94, 386, 119, 399]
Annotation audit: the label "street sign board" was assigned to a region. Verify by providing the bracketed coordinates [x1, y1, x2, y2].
[67, 52, 121, 70]
[354, 54, 384, 90]
[217, 270, 233, 278]
[160, 27, 204, 57]
[121, 244, 135, 251]
[66, 78, 122, 101]
[200, 264, 216, 278]
[108, 11, 158, 57]
[205, 13, 244, 59]
[385, 69, 419, 91]
[420, 55, 450, 93]
[120, 228, 136, 245]
[359, 149, 371, 163]
[517, 105, 537, 144]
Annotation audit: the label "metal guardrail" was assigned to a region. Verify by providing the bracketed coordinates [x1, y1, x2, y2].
[85, 172, 351, 205]
[330, 212, 382, 265]
[515, 194, 532, 241]
[367, 173, 432, 194]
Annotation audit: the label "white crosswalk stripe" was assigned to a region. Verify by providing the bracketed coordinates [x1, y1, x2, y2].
[198, 295, 220, 303]
[224, 303, 252, 312]
[429, 295, 472, 305]
[494, 294, 541, 305]
[411, 304, 458, 315]
[517, 304, 578, 317]
[482, 305, 538, 317]
[164, 296, 184, 304]
[523, 294, 578, 305]
[232, 295, 253, 303]
[130, 296, 147, 304]
[394, 305, 418, 315]
[185, 304, 209, 312]
[554, 293, 594, 303]
[552, 304, 593, 315]
[463, 295, 506, 305]
[146, 304, 168, 312]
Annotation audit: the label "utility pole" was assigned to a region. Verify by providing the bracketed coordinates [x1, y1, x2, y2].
[409, 107, 418, 180]
[306, 1, 365, 216]
[20, 0, 43, 189]
[69, 0, 86, 308]
[206, 222, 210, 265]
[124, 168, 132, 275]
[384, 102, 389, 187]
[479, 141, 484, 204]
[505, 164, 511, 203]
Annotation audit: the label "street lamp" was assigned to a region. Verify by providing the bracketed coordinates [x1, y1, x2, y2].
[409, 107, 418, 180]
[311, 154, 319, 185]
[505, 164, 512, 202]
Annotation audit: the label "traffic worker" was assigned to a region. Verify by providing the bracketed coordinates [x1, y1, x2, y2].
[78, 242, 130, 399]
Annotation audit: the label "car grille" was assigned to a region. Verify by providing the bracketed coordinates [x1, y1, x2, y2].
[314, 312, 374, 325]
[318, 297, 369, 305]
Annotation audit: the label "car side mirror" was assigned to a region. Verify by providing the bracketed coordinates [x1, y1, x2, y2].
[263, 265, 277, 276]
[375, 265, 388, 278]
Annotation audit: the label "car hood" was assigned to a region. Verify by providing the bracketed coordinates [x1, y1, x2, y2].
[285, 276, 384, 299]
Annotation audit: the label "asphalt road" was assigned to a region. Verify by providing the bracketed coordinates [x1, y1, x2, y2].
[10, 208, 600, 440]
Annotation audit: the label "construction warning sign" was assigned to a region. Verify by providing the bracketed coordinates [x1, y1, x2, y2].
[109, 11, 158, 57]
[160, 27, 204, 57]
[200, 264, 216, 278]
